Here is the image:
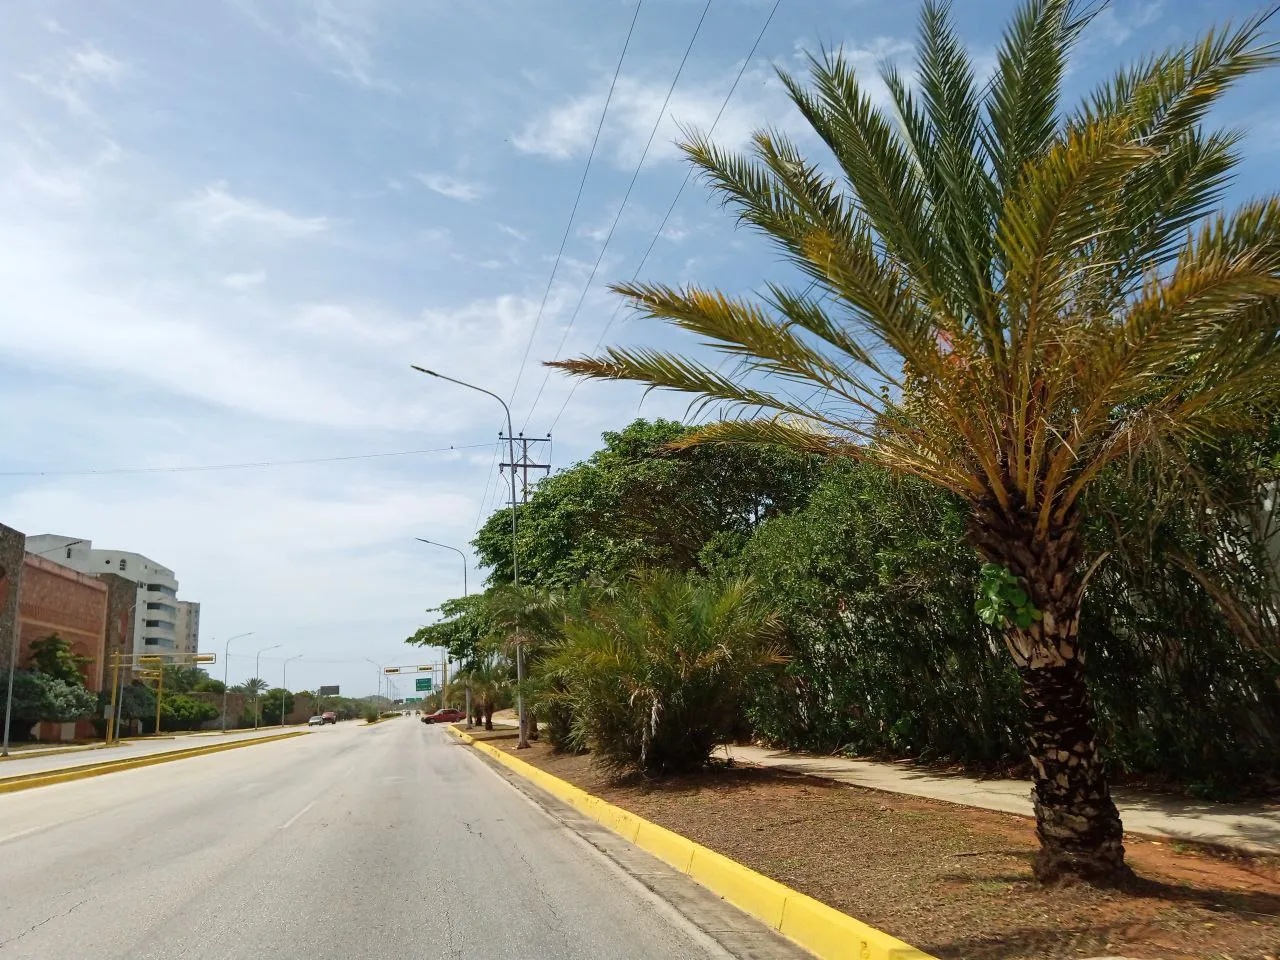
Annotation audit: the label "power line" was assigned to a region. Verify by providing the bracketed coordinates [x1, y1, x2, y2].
[507, 0, 644, 408]
[471, 440, 503, 534]
[0, 443, 493, 478]
[547, 0, 785, 433]
[520, 0, 713, 432]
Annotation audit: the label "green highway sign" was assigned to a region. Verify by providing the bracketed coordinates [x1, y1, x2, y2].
[415, 677, 433, 692]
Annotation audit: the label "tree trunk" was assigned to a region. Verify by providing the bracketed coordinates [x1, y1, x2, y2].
[974, 511, 1129, 885]
[483, 705, 493, 731]
[1018, 653, 1126, 884]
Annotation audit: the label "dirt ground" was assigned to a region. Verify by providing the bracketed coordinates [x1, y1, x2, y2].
[487, 738, 1280, 960]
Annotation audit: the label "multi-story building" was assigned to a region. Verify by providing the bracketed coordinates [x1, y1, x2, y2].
[25, 535, 188, 654]
[175, 600, 200, 656]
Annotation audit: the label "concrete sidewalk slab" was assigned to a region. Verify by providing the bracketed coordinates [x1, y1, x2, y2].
[725, 744, 1280, 855]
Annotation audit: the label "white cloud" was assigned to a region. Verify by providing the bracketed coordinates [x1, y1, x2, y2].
[1091, 1, 1164, 46]
[497, 223, 527, 242]
[178, 182, 330, 240]
[514, 40, 911, 168]
[415, 172, 486, 202]
[21, 42, 127, 116]
[304, 0, 397, 92]
[223, 269, 267, 290]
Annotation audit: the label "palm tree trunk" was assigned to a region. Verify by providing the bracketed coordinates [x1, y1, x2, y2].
[1018, 651, 1126, 883]
[977, 514, 1129, 885]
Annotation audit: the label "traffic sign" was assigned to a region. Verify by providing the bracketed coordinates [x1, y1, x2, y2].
[416, 665, 433, 672]
[415, 677, 433, 692]
[194, 653, 216, 664]
[383, 666, 401, 674]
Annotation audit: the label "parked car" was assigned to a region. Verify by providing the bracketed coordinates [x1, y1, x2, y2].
[321, 711, 337, 724]
[422, 708, 466, 724]
[307, 715, 325, 726]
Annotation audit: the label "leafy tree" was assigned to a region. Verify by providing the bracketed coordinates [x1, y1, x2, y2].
[1, 671, 97, 739]
[27, 634, 91, 687]
[473, 419, 820, 587]
[192, 676, 225, 694]
[158, 694, 218, 732]
[259, 688, 295, 725]
[549, 1, 1280, 882]
[547, 570, 784, 775]
[453, 656, 510, 730]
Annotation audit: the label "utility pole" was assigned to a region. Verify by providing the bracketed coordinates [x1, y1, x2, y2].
[499, 434, 551, 505]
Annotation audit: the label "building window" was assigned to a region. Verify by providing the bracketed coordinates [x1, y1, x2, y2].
[119, 559, 127, 571]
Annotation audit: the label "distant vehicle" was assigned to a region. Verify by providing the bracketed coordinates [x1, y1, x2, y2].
[422, 708, 466, 724]
[321, 711, 337, 724]
[307, 715, 325, 726]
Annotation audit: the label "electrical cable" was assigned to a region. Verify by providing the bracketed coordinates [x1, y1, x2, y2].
[506, 0, 644, 407]
[546, 0, 785, 432]
[520, 0, 713, 432]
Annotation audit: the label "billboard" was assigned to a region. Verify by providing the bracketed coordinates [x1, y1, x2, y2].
[317, 685, 340, 696]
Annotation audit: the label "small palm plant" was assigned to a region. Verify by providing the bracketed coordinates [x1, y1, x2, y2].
[548, 570, 784, 775]
[550, 0, 1280, 882]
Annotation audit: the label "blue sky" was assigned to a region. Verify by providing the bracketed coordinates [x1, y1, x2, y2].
[0, 0, 1275, 696]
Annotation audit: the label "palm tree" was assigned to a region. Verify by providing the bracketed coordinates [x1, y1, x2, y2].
[454, 657, 508, 730]
[549, 0, 1280, 883]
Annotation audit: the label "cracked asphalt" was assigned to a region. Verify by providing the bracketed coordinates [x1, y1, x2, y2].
[0, 719, 732, 959]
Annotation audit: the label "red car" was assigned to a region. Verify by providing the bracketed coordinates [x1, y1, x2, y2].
[421, 708, 466, 724]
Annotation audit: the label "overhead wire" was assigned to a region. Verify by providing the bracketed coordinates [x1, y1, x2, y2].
[0, 443, 494, 478]
[519, 0, 714, 432]
[546, 0, 785, 433]
[471, 440, 503, 534]
[506, 0, 644, 407]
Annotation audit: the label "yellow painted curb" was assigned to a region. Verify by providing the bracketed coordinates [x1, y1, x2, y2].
[447, 725, 934, 960]
[0, 730, 309, 794]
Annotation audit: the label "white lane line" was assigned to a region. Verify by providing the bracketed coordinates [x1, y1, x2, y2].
[279, 800, 317, 831]
[0, 824, 53, 846]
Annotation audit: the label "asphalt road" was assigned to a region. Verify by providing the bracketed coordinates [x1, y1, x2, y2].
[0, 717, 737, 959]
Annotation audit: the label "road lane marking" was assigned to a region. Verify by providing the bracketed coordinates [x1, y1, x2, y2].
[279, 800, 317, 830]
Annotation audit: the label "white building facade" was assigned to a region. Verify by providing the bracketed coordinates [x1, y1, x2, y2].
[26, 535, 189, 655]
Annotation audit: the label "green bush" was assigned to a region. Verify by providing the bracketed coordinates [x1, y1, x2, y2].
[362, 707, 379, 723]
[548, 569, 784, 775]
[0, 671, 98, 740]
[159, 694, 219, 731]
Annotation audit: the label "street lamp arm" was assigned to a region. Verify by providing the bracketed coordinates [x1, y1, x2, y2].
[410, 366, 513, 427]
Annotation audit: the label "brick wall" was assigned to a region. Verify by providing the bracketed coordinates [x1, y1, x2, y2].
[98, 573, 139, 687]
[18, 554, 109, 690]
[0, 523, 26, 680]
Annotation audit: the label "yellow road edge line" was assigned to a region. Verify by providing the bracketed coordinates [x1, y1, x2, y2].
[446, 724, 936, 960]
[0, 731, 309, 794]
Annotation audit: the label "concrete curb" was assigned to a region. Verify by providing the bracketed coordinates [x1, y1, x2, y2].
[447, 725, 934, 960]
[0, 730, 309, 794]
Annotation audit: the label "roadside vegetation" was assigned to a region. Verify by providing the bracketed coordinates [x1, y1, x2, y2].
[410, 0, 1280, 898]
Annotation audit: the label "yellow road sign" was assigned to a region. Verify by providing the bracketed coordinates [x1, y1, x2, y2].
[416, 665, 434, 672]
[138, 655, 164, 664]
[383, 667, 401, 674]
[194, 653, 216, 663]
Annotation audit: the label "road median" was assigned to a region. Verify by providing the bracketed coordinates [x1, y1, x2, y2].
[447, 724, 932, 960]
[0, 730, 309, 794]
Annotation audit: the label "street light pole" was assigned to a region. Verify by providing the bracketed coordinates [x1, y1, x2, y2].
[411, 365, 527, 748]
[362, 658, 384, 707]
[254, 643, 280, 729]
[220, 631, 254, 733]
[414, 537, 472, 727]
[282, 654, 302, 726]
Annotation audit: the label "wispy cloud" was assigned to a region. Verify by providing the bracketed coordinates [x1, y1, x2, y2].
[178, 182, 329, 240]
[303, 0, 397, 91]
[497, 223, 527, 242]
[21, 42, 128, 116]
[514, 39, 910, 168]
[1091, 0, 1164, 46]
[223, 269, 267, 290]
[415, 172, 486, 202]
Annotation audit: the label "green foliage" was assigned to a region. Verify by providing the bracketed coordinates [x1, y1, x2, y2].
[362, 706, 379, 723]
[259, 688, 294, 725]
[473, 419, 820, 588]
[975, 564, 1043, 629]
[736, 462, 1022, 762]
[192, 676, 225, 694]
[158, 694, 218, 732]
[27, 634, 91, 687]
[2, 670, 97, 739]
[547, 570, 784, 775]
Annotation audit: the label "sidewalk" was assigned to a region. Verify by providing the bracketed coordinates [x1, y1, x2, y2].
[724, 744, 1280, 855]
[0, 727, 308, 780]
